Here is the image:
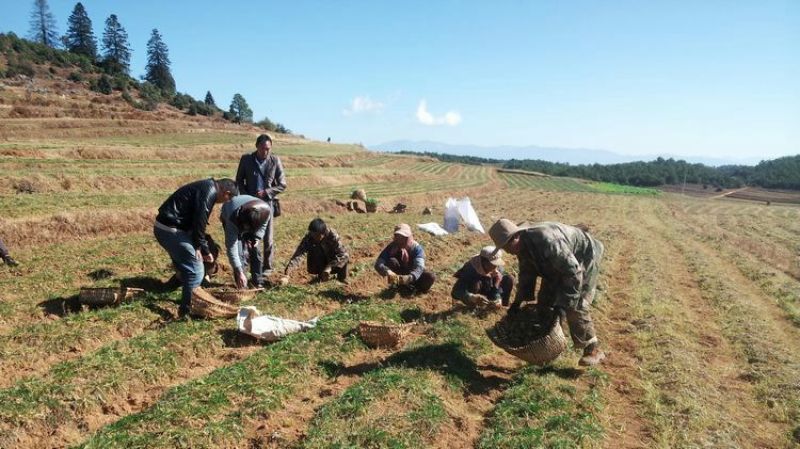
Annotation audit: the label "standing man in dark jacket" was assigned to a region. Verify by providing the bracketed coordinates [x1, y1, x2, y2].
[281, 218, 350, 284]
[154, 178, 238, 317]
[235, 134, 286, 275]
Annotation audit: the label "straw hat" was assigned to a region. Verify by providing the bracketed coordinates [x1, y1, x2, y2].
[479, 245, 505, 267]
[489, 218, 522, 253]
[394, 223, 412, 238]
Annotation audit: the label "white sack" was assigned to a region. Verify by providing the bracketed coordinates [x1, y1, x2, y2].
[456, 197, 485, 233]
[443, 197, 460, 233]
[417, 222, 449, 236]
[237, 306, 319, 341]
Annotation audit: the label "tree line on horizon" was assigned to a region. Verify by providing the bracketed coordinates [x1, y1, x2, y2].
[397, 151, 800, 191]
[3, 0, 290, 133]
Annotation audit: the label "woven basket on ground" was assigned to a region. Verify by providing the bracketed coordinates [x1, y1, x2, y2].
[206, 288, 261, 304]
[486, 312, 568, 365]
[357, 321, 411, 348]
[191, 287, 239, 319]
[79, 287, 144, 307]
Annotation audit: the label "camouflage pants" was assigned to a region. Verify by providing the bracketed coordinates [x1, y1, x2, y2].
[540, 237, 604, 348]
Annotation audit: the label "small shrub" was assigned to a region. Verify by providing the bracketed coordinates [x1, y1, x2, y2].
[90, 74, 113, 95]
[68, 71, 83, 82]
[13, 179, 37, 194]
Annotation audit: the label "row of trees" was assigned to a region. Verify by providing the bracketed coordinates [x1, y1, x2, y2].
[23, 0, 289, 130]
[399, 151, 800, 191]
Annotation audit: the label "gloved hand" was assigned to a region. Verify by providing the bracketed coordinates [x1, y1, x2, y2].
[279, 275, 290, 286]
[386, 269, 398, 285]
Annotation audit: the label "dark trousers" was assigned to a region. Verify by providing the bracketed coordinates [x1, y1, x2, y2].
[386, 258, 436, 293]
[240, 241, 264, 285]
[307, 246, 348, 281]
[454, 274, 515, 305]
[0, 237, 9, 259]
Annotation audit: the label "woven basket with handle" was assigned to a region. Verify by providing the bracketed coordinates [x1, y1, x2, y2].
[357, 321, 411, 348]
[487, 310, 568, 366]
[191, 287, 239, 319]
[206, 288, 261, 304]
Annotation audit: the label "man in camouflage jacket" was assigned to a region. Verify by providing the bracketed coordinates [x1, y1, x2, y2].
[489, 219, 606, 366]
[281, 218, 349, 283]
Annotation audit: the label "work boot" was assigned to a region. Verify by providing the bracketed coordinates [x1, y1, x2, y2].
[3, 256, 19, 267]
[579, 343, 606, 366]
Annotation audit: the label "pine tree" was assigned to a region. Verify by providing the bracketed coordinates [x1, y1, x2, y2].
[28, 0, 59, 48]
[101, 14, 131, 74]
[144, 29, 175, 95]
[204, 91, 216, 107]
[64, 2, 97, 60]
[229, 94, 253, 123]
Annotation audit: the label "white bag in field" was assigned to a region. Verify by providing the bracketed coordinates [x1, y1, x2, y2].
[443, 197, 485, 234]
[443, 198, 460, 233]
[237, 306, 319, 341]
[456, 197, 485, 233]
[417, 222, 449, 236]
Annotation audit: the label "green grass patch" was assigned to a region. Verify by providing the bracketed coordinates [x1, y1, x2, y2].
[302, 368, 448, 449]
[588, 182, 660, 196]
[478, 365, 605, 449]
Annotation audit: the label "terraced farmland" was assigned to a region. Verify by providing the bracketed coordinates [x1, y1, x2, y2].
[1, 126, 800, 449]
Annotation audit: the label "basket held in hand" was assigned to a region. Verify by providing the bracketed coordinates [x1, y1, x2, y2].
[487, 314, 568, 365]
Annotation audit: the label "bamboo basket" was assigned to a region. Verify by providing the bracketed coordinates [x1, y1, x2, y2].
[191, 287, 239, 319]
[357, 321, 411, 348]
[487, 312, 568, 365]
[206, 288, 261, 304]
[79, 287, 144, 307]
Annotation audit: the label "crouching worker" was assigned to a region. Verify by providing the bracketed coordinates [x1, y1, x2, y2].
[489, 219, 606, 366]
[220, 195, 271, 288]
[374, 223, 436, 293]
[0, 236, 18, 267]
[452, 246, 514, 309]
[281, 218, 350, 285]
[154, 178, 238, 317]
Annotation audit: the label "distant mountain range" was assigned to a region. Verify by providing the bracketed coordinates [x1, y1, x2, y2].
[370, 140, 762, 167]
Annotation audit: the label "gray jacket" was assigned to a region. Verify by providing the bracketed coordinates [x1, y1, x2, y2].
[235, 152, 287, 200]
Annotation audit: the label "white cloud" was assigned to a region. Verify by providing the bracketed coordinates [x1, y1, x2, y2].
[342, 96, 384, 116]
[416, 100, 462, 126]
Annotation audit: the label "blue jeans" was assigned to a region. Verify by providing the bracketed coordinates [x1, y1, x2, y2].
[154, 225, 203, 313]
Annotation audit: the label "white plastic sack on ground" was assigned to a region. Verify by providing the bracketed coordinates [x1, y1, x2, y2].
[456, 197, 485, 233]
[443, 198, 460, 232]
[237, 306, 319, 341]
[417, 222, 449, 236]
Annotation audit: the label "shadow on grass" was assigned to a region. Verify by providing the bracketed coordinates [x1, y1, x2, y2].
[87, 268, 114, 280]
[378, 286, 416, 300]
[37, 294, 82, 317]
[119, 275, 178, 294]
[399, 304, 475, 324]
[319, 288, 371, 304]
[319, 342, 509, 395]
[533, 365, 584, 380]
[217, 328, 273, 348]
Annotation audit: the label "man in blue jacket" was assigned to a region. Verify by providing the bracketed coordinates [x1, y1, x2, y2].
[374, 223, 436, 293]
[154, 178, 238, 317]
[235, 134, 286, 275]
[220, 196, 271, 288]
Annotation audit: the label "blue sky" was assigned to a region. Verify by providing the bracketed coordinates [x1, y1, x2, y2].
[2, 0, 798, 161]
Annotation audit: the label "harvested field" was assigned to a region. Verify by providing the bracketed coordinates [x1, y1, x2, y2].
[1, 92, 800, 448]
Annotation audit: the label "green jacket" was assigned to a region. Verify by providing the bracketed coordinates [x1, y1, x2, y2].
[515, 222, 601, 309]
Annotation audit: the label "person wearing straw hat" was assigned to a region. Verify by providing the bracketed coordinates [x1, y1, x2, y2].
[452, 246, 515, 309]
[220, 195, 271, 289]
[154, 178, 239, 318]
[489, 218, 606, 366]
[374, 223, 436, 293]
